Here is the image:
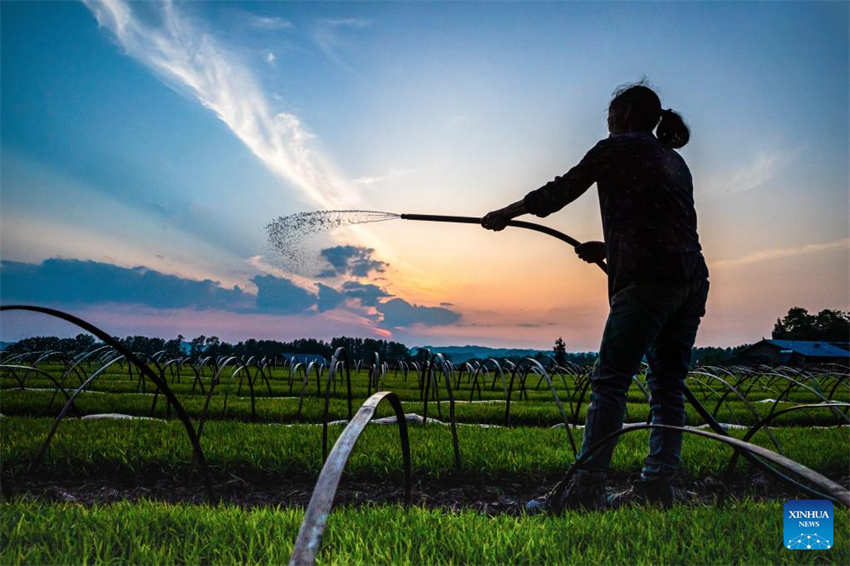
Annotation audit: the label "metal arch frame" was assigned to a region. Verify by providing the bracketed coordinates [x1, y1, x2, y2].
[430, 352, 461, 469]
[149, 357, 185, 419]
[546, 422, 850, 510]
[0, 363, 80, 414]
[0, 305, 216, 503]
[688, 369, 783, 453]
[524, 358, 577, 457]
[726, 402, 850, 475]
[196, 356, 242, 438]
[486, 358, 509, 397]
[294, 362, 318, 422]
[288, 391, 411, 566]
[230, 361, 259, 421]
[31, 353, 126, 471]
[503, 361, 520, 426]
[58, 345, 114, 388]
[322, 347, 353, 459]
[417, 352, 461, 468]
[32, 350, 66, 368]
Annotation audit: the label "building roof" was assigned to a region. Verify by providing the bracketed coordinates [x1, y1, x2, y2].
[765, 340, 850, 358]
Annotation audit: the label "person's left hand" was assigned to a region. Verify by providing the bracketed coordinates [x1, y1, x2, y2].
[481, 209, 510, 231]
[575, 241, 607, 263]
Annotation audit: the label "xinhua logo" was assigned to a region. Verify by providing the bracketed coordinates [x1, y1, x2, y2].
[784, 500, 833, 550]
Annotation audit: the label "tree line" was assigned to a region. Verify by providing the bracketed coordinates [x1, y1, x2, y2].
[2, 334, 411, 361]
[771, 308, 849, 342]
[4, 307, 846, 364]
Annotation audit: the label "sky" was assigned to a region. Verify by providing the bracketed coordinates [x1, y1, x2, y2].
[1, 0, 848, 350]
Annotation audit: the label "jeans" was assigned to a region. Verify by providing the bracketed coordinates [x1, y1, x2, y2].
[575, 277, 709, 480]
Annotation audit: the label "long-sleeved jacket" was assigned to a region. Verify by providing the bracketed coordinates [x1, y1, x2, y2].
[523, 131, 709, 298]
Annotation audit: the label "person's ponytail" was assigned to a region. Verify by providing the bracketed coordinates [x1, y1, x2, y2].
[656, 108, 690, 149]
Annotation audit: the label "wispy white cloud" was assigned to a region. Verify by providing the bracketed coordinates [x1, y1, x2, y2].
[83, 0, 356, 209]
[313, 17, 371, 72]
[265, 51, 276, 64]
[724, 151, 781, 194]
[352, 168, 414, 186]
[320, 17, 371, 29]
[706, 147, 801, 195]
[248, 15, 294, 31]
[710, 237, 848, 268]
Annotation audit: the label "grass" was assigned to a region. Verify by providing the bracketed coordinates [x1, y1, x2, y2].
[3, 364, 846, 433]
[2, 387, 846, 427]
[1, 363, 847, 566]
[4, 365, 843, 405]
[1, 499, 847, 565]
[3, 416, 847, 482]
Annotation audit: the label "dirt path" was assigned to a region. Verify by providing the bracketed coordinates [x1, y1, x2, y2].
[7, 472, 843, 514]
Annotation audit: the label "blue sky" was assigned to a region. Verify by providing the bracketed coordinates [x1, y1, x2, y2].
[1, 1, 847, 349]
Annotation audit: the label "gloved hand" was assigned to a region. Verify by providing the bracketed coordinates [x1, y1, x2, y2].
[575, 241, 606, 264]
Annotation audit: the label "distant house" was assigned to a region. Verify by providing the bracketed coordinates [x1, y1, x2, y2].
[732, 339, 850, 366]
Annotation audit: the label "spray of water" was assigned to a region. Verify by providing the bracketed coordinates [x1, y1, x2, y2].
[265, 210, 400, 268]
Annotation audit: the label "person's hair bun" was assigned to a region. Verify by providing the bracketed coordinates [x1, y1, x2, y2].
[656, 108, 690, 149]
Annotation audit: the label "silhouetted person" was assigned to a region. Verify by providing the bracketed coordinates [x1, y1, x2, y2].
[483, 82, 709, 511]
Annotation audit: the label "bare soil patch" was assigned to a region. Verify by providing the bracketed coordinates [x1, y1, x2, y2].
[6, 471, 844, 514]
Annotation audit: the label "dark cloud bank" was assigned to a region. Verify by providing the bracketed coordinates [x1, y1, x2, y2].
[1, 259, 254, 311]
[317, 245, 388, 278]
[0, 256, 460, 328]
[378, 298, 461, 327]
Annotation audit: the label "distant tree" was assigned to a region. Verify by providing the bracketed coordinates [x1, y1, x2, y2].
[386, 341, 410, 361]
[5, 336, 63, 355]
[813, 309, 850, 341]
[204, 336, 221, 357]
[567, 352, 597, 367]
[73, 333, 96, 351]
[772, 307, 815, 340]
[164, 334, 184, 356]
[414, 348, 430, 364]
[772, 307, 850, 341]
[117, 336, 165, 356]
[691, 345, 750, 366]
[190, 335, 207, 357]
[553, 337, 567, 366]
[329, 336, 409, 362]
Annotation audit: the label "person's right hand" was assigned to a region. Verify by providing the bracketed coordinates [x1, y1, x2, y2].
[481, 209, 510, 231]
[575, 241, 606, 263]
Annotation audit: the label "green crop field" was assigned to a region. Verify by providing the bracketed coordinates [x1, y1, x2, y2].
[3, 501, 848, 565]
[1, 352, 848, 564]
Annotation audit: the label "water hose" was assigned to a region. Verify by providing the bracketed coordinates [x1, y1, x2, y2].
[399, 212, 731, 437]
[400, 213, 608, 273]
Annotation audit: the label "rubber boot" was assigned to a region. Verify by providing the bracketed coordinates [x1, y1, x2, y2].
[607, 475, 676, 508]
[525, 473, 607, 515]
